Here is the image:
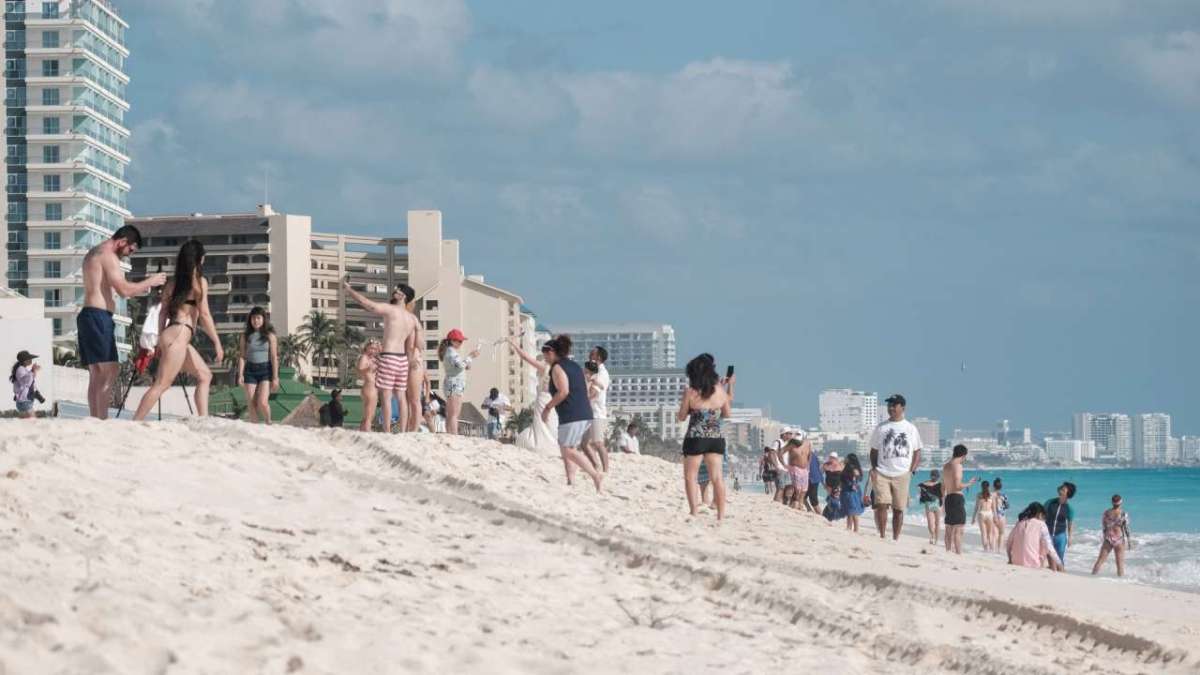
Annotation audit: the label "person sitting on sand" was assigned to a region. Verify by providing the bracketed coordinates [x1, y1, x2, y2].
[1091, 494, 1132, 578]
[676, 353, 733, 519]
[1006, 502, 1064, 571]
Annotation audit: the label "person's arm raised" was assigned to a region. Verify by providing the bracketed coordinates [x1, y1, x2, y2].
[104, 254, 165, 298]
[342, 277, 383, 314]
[506, 337, 547, 375]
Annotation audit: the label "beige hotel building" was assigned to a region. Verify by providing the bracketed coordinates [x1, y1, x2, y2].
[126, 207, 537, 410]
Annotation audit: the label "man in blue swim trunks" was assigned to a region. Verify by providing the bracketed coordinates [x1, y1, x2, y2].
[78, 225, 165, 418]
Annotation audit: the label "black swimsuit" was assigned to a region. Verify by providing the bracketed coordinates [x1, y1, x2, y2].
[167, 299, 198, 337]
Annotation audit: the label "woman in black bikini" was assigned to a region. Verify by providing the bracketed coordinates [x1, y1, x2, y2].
[133, 240, 222, 420]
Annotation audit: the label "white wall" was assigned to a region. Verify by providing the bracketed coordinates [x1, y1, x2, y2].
[0, 297, 55, 413]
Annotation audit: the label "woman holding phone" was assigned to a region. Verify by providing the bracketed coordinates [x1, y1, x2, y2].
[677, 354, 734, 520]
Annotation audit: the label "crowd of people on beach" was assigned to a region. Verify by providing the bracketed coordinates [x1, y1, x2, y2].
[13, 226, 1135, 576]
[751, 397, 1134, 575]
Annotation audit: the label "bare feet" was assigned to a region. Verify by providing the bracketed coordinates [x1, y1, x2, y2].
[592, 472, 603, 493]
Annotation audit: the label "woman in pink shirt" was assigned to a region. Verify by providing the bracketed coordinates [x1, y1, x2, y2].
[1006, 502, 1064, 571]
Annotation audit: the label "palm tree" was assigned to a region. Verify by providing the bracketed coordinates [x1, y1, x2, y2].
[277, 335, 303, 370]
[221, 332, 242, 384]
[296, 310, 338, 386]
[337, 323, 366, 383]
[505, 407, 534, 436]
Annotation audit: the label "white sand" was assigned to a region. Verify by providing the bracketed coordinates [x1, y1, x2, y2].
[1, 419, 1197, 674]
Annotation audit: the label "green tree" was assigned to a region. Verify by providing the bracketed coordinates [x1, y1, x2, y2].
[277, 335, 304, 370]
[505, 407, 534, 435]
[296, 310, 337, 386]
[221, 332, 242, 384]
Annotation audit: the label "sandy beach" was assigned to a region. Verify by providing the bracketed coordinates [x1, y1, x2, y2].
[1, 419, 1197, 674]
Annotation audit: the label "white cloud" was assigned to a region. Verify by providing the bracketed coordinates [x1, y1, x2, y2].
[124, 0, 471, 81]
[469, 58, 810, 160]
[1124, 31, 1200, 107]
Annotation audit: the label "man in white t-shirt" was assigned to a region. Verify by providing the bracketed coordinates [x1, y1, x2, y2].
[585, 346, 612, 472]
[869, 393, 923, 541]
[481, 388, 511, 440]
[618, 421, 640, 455]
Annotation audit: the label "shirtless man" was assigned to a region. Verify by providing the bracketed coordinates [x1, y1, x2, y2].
[78, 225, 165, 418]
[784, 434, 815, 513]
[941, 444, 979, 554]
[391, 284, 426, 432]
[343, 277, 417, 433]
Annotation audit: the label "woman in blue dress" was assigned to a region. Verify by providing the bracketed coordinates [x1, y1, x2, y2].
[840, 453, 866, 533]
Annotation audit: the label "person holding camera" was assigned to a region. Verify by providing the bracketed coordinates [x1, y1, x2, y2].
[10, 350, 42, 419]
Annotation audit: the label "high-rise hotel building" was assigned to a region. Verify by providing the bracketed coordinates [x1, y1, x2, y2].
[3, 0, 131, 352]
[819, 388, 879, 436]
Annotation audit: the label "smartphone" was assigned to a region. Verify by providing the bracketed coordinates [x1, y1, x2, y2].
[726, 365, 735, 378]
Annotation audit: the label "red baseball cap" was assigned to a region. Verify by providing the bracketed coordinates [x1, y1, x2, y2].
[446, 328, 467, 342]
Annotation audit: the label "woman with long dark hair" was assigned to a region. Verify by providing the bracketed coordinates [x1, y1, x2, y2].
[133, 240, 221, 420]
[972, 480, 997, 552]
[540, 335, 603, 491]
[1006, 501, 1064, 571]
[237, 306, 278, 424]
[840, 453, 866, 532]
[676, 353, 733, 519]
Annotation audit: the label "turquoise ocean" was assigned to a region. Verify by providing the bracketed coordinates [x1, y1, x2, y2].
[904, 467, 1200, 592]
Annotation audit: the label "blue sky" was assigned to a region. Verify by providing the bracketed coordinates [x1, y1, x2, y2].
[119, 0, 1199, 434]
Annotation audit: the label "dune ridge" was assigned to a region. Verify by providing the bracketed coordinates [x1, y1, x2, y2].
[1, 419, 1196, 674]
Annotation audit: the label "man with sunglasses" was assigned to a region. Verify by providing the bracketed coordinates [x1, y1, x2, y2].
[869, 394, 924, 540]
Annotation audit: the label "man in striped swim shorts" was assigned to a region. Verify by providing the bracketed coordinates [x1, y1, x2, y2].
[343, 277, 418, 433]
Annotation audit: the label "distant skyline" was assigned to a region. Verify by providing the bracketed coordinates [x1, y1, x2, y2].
[118, 1, 1198, 434]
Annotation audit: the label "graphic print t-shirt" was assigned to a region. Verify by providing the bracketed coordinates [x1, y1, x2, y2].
[870, 419, 923, 477]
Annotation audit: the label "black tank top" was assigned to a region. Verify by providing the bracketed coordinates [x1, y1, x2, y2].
[549, 359, 593, 424]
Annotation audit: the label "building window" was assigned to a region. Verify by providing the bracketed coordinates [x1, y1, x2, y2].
[425, 299, 439, 310]
[44, 202, 61, 220]
[426, 339, 438, 350]
[42, 145, 59, 163]
[41, 87, 60, 105]
[52, 318, 62, 336]
[42, 174, 60, 191]
[311, 278, 318, 288]
[425, 320, 438, 331]
[44, 260, 61, 278]
[40, 59, 59, 77]
[41, 2, 59, 19]
[41, 30, 59, 48]
[430, 380, 440, 391]
[312, 299, 319, 308]
[426, 360, 438, 371]
[43, 288, 61, 307]
[42, 116, 59, 134]
[44, 231, 59, 249]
